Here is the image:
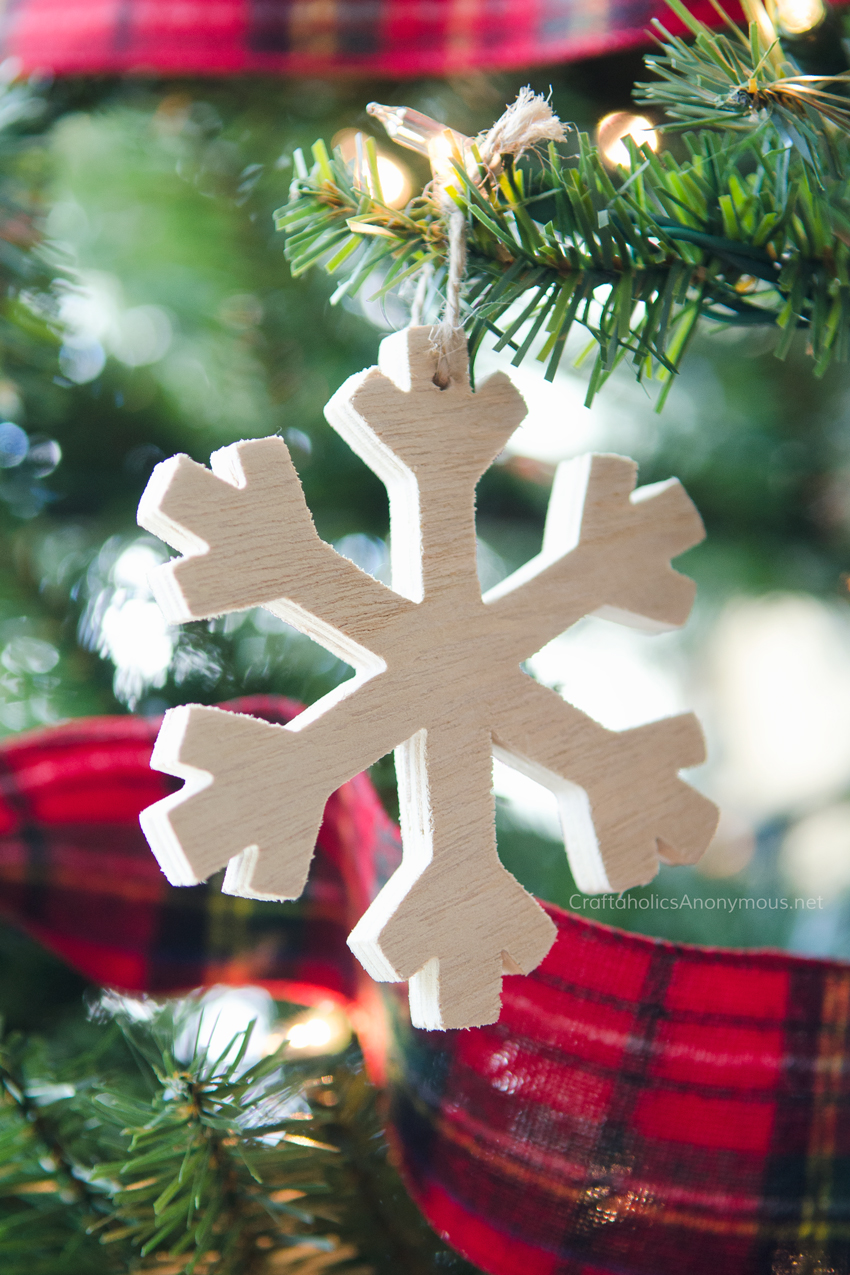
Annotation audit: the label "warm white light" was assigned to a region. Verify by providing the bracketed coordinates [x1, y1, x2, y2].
[772, 0, 825, 33]
[331, 129, 412, 208]
[57, 272, 171, 375]
[597, 112, 659, 167]
[376, 155, 409, 206]
[112, 541, 167, 590]
[112, 305, 172, 368]
[264, 1003, 351, 1058]
[696, 810, 755, 880]
[287, 1019, 333, 1050]
[426, 128, 462, 190]
[173, 987, 275, 1069]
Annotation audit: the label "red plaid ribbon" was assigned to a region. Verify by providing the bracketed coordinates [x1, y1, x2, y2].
[0, 0, 819, 77]
[0, 698, 400, 1004]
[0, 700, 847, 1275]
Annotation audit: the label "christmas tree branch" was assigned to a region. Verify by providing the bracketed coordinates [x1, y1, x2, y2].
[635, 0, 850, 176]
[0, 995, 479, 1274]
[88, 1002, 365, 1273]
[275, 5, 850, 406]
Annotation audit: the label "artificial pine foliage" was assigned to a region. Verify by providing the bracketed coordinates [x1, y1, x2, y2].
[0, 990, 479, 1273]
[636, 0, 850, 152]
[276, 0, 850, 405]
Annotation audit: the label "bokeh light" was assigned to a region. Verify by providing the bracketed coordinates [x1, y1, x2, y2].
[265, 1003, 352, 1058]
[331, 128, 412, 207]
[772, 0, 826, 32]
[81, 538, 175, 708]
[596, 112, 658, 167]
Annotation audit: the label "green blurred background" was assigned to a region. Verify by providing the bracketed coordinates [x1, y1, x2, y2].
[3, 51, 850, 1035]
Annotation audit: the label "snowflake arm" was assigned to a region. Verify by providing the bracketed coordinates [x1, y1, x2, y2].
[325, 330, 526, 603]
[141, 670, 426, 900]
[494, 676, 718, 894]
[347, 724, 555, 1030]
[140, 704, 330, 898]
[137, 435, 412, 665]
[485, 453, 704, 655]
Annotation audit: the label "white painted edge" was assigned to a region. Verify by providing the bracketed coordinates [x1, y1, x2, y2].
[222, 847, 283, 901]
[139, 705, 214, 887]
[408, 959, 443, 1030]
[346, 729, 432, 982]
[491, 742, 612, 895]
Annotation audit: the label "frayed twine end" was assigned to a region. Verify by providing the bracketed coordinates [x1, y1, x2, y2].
[478, 87, 569, 165]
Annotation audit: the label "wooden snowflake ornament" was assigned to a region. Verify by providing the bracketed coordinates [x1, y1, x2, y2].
[137, 326, 719, 1030]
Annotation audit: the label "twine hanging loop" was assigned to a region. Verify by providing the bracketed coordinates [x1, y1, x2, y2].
[368, 90, 568, 387]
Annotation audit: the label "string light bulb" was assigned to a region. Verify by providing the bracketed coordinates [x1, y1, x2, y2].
[367, 93, 570, 194]
[596, 112, 659, 167]
[366, 103, 459, 157]
[366, 102, 481, 191]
